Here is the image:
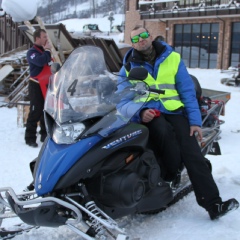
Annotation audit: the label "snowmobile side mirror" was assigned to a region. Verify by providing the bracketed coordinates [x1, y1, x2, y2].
[128, 67, 148, 81]
[51, 62, 61, 74]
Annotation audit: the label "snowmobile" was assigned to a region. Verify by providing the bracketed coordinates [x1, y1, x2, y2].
[220, 65, 240, 87]
[0, 46, 225, 240]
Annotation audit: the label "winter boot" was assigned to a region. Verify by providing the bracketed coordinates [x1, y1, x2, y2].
[26, 140, 38, 148]
[208, 198, 239, 220]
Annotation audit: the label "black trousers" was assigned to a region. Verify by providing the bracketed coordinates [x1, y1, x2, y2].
[146, 114, 221, 210]
[25, 81, 46, 142]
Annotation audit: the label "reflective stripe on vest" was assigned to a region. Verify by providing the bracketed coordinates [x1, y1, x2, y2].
[125, 52, 184, 111]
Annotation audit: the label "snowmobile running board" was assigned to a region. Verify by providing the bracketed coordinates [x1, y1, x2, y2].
[0, 184, 193, 240]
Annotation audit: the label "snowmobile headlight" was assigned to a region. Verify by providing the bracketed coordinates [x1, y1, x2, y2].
[52, 122, 85, 144]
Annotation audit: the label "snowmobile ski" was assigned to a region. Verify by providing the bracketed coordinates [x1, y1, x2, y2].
[0, 223, 38, 239]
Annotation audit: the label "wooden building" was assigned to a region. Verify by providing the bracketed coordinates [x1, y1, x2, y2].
[0, 14, 29, 55]
[124, 0, 240, 69]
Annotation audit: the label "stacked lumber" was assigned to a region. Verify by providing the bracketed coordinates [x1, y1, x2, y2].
[0, 45, 29, 96]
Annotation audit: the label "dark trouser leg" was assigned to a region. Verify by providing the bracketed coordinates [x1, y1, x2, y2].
[39, 114, 46, 135]
[25, 81, 45, 143]
[165, 114, 221, 209]
[145, 115, 182, 181]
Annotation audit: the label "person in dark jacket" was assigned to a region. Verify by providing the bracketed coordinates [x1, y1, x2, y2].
[25, 28, 53, 147]
[117, 26, 239, 220]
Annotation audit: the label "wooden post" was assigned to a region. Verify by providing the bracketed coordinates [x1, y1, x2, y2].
[24, 16, 62, 65]
[23, 20, 36, 33]
[35, 16, 62, 65]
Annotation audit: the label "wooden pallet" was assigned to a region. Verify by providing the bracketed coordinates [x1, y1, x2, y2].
[0, 58, 28, 95]
[7, 84, 29, 108]
[8, 73, 29, 98]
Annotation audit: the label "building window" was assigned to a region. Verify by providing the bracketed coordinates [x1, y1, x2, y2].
[174, 23, 219, 69]
[138, 1, 168, 11]
[178, 0, 224, 8]
[230, 22, 240, 68]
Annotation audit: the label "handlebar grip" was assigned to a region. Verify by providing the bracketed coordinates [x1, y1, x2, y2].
[149, 88, 165, 94]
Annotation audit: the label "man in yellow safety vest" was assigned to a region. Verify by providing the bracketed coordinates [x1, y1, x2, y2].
[117, 26, 238, 220]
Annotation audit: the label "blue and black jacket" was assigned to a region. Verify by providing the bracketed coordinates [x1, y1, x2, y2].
[27, 44, 52, 77]
[117, 41, 202, 127]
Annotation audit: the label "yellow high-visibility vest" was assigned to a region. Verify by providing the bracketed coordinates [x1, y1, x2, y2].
[126, 52, 184, 111]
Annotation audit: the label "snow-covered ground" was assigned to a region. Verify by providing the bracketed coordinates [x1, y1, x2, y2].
[59, 14, 125, 33]
[1, 0, 239, 239]
[0, 68, 240, 240]
[59, 14, 125, 43]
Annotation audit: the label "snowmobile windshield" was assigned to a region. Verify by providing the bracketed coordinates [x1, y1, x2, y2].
[44, 45, 149, 142]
